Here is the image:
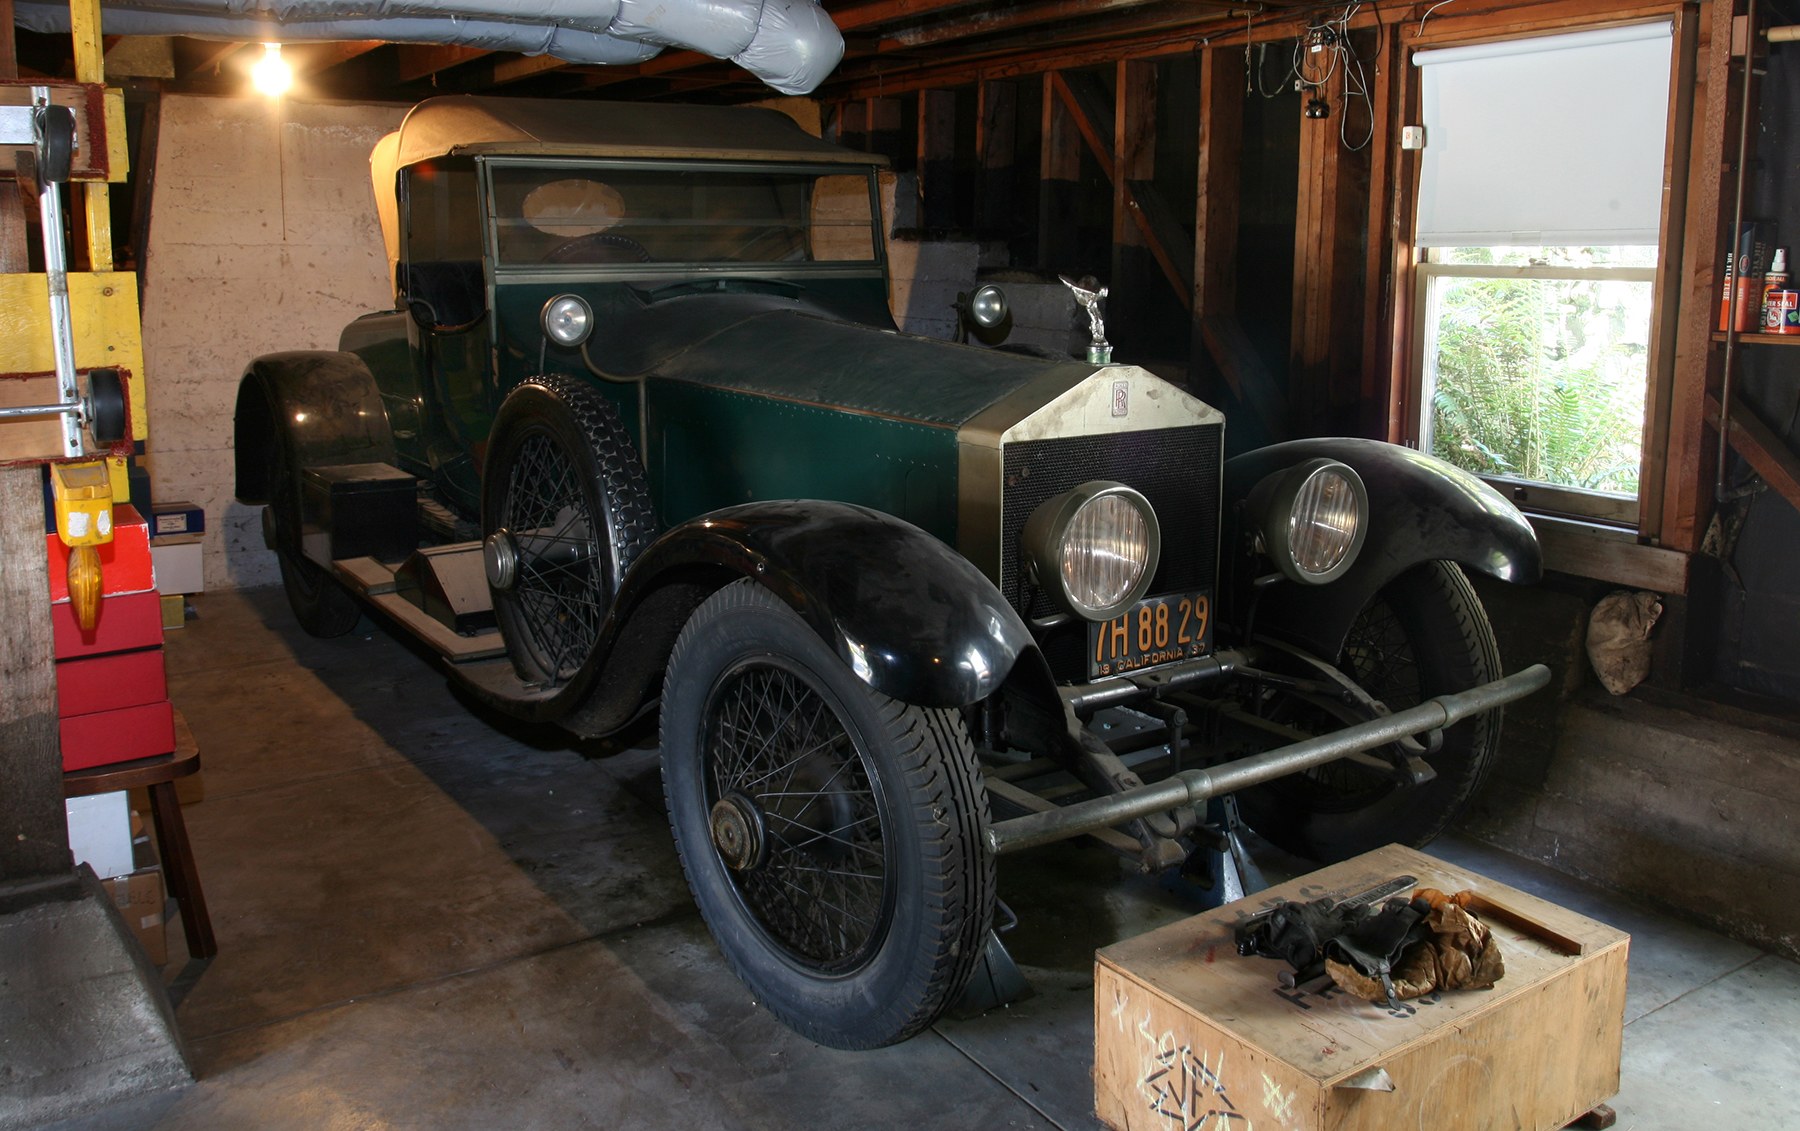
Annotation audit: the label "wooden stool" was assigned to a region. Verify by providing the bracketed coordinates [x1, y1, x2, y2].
[62, 709, 216, 960]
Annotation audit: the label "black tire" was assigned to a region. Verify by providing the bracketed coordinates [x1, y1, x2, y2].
[660, 580, 995, 1049]
[481, 376, 655, 713]
[1236, 561, 1503, 862]
[264, 438, 360, 638]
[86, 368, 127, 444]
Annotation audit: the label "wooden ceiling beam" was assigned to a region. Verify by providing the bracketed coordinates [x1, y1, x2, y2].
[825, 3, 1373, 100]
[291, 39, 384, 76]
[175, 38, 248, 80]
[833, 0, 993, 33]
[394, 43, 490, 83]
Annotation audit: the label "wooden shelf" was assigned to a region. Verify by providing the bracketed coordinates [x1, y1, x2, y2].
[1710, 330, 1800, 344]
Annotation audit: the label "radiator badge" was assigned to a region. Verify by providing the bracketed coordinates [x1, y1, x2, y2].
[1112, 379, 1130, 418]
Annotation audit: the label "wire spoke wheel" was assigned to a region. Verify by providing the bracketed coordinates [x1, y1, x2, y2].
[704, 658, 892, 973]
[1236, 561, 1504, 861]
[497, 432, 602, 685]
[661, 580, 993, 1049]
[482, 375, 655, 715]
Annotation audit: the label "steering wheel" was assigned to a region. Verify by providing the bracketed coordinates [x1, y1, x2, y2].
[543, 232, 651, 265]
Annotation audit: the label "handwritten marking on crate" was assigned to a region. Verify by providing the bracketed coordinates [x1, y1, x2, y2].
[1127, 997, 1252, 1130]
[1260, 1073, 1296, 1123]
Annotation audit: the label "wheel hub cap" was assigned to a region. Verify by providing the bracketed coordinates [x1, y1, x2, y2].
[483, 529, 519, 590]
[710, 793, 766, 872]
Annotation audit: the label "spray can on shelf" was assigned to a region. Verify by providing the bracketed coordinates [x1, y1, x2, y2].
[1763, 248, 1791, 331]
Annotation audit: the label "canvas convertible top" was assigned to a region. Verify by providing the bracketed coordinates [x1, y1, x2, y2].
[369, 95, 886, 294]
[384, 95, 883, 172]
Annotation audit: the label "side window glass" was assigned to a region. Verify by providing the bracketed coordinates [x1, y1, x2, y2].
[401, 161, 486, 329]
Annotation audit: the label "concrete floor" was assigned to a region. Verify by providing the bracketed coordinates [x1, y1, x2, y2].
[35, 587, 1799, 1129]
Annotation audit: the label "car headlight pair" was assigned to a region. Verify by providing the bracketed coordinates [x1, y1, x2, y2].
[1023, 460, 1368, 624]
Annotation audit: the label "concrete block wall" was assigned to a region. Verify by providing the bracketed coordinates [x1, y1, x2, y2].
[140, 95, 405, 592]
[1462, 575, 1800, 960]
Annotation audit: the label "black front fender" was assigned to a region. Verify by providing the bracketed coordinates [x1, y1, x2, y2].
[1223, 438, 1541, 659]
[234, 351, 396, 503]
[621, 500, 1035, 708]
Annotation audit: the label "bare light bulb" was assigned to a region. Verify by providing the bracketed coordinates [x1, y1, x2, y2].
[252, 42, 292, 97]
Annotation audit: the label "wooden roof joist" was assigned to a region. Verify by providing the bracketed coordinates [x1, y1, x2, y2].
[825, 1, 1393, 100]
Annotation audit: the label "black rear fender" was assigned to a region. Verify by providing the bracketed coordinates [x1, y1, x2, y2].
[1222, 438, 1541, 660]
[234, 351, 395, 503]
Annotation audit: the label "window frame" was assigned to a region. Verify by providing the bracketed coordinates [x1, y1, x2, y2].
[1387, 7, 1698, 573]
[1410, 251, 1659, 527]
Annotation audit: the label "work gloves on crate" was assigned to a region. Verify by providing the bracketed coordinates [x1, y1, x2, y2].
[1234, 887, 1505, 1007]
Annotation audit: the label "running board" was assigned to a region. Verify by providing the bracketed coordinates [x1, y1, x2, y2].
[332, 547, 506, 663]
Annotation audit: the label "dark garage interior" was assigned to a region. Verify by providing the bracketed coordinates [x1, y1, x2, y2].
[2, 0, 1797, 1127]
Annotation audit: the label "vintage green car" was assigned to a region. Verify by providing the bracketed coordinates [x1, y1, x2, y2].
[235, 96, 1548, 1049]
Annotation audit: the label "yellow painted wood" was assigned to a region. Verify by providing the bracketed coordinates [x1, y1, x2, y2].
[84, 184, 114, 271]
[70, 0, 106, 83]
[102, 88, 129, 182]
[0, 272, 149, 442]
[107, 455, 131, 501]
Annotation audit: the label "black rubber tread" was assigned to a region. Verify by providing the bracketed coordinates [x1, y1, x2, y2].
[266, 437, 360, 638]
[513, 373, 657, 579]
[85, 368, 127, 445]
[660, 579, 995, 1049]
[482, 375, 656, 711]
[1237, 560, 1503, 862]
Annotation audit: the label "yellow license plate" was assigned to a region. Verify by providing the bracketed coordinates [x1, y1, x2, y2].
[1089, 591, 1212, 679]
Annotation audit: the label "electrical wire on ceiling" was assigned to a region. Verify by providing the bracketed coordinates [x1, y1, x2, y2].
[1248, 1, 1376, 152]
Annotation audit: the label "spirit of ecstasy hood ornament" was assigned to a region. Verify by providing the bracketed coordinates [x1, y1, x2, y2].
[1059, 274, 1112, 364]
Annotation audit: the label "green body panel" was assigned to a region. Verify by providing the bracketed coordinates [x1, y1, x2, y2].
[645, 307, 1052, 429]
[648, 380, 959, 541]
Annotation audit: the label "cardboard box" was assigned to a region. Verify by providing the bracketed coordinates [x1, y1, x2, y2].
[51, 587, 164, 659]
[60, 699, 177, 772]
[103, 867, 168, 966]
[55, 646, 168, 718]
[150, 534, 203, 594]
[65, 791, 133, 880]
[1094, 844, 1629, 1131]
[46, 503, 153, 602]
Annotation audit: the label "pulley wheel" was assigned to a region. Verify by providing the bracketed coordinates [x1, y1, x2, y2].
[85, 368, 127, 445]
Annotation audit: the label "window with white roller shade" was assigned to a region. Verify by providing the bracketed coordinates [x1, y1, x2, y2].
[1413, 22, 1674, 248]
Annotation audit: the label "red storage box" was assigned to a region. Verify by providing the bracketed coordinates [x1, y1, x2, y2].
[60, 699, 177, 772]
[56, 647, 168, 718]
[47, 504, 154, 603]
[51, 589, 165, 660]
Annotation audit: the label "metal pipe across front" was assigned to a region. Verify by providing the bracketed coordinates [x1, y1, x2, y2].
[984, 663, 1552, 855]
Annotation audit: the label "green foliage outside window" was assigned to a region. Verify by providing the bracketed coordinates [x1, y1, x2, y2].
[1425, 246, 1652, 497]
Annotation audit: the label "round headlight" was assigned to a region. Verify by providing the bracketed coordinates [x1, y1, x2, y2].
[541, 294, 592, 347]
[1022, 482, 1161, 621]
[1251, 459, 1367, 584]
[968, 284, 1009, 330]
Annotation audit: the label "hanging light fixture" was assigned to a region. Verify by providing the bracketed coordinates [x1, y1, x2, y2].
[251, 42, 291, 97]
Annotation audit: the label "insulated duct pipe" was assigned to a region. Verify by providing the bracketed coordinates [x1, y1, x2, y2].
[14, 0, 843, 94]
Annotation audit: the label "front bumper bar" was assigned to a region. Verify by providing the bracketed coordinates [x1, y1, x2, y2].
[984, 663, 1552, 855]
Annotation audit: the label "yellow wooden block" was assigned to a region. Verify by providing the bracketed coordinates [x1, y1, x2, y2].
[102, 88, 129, 183]
[0, 272, 149, 442]
[107, 455, 131, 501]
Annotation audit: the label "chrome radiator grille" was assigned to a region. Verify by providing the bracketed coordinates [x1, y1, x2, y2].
[998, 423, 1224, 621]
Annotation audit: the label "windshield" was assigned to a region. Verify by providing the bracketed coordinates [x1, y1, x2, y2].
[487, 161, 880, 269]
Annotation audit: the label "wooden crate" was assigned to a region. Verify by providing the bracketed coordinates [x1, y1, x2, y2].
[1094, 844, 1628, 1131]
